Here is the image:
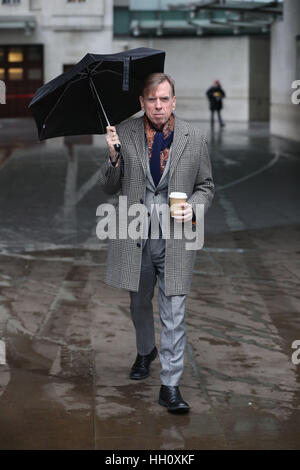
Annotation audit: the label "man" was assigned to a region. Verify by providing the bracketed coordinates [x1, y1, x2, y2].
[206, 80, 226, 128]
[99, 73, 214, 413]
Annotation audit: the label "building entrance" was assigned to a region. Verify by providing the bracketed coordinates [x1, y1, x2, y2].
[0, 44, 43, 118]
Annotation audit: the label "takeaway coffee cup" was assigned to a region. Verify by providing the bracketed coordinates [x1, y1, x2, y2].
[169, 192, 187, 217]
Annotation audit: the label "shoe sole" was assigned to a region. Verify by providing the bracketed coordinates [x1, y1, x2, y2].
[130, 373, 149, 380]
[159, 398, 190, 413]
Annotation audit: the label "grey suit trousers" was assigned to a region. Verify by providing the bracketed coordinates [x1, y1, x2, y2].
[129, 229, 187, 386]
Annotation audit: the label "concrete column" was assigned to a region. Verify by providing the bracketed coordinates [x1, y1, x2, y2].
[249, 36, 270, 121]
[270, 0, 300, 141]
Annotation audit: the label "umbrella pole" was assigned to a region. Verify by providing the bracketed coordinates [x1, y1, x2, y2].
[89, 77, 121, 153]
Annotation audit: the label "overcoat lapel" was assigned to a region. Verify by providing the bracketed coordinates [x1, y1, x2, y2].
[131, 117, 147, 177]
[169, 116, 189, 182]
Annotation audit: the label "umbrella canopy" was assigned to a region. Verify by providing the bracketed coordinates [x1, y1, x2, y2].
[29, 47, 165, 141]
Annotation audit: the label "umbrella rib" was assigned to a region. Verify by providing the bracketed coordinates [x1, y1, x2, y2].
[90, 68, 123, 79]
[39, 69, 122, 104]
[89, 60, 103, 74]
[89, 77, 111, 126]
[41, 70, 121, 131]
[41, 77, 88, 131]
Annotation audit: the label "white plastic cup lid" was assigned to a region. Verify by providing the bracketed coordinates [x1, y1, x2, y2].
[169, 192, 187, 199]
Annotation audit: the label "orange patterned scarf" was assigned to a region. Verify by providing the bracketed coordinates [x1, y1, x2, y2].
[143, 113, 175, 176]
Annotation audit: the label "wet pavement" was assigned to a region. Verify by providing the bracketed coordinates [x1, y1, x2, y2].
[0, 118, 300, 449]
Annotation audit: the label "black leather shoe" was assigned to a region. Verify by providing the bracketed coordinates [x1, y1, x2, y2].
[159, 385, 190, 413]
[130, 346, 158, 380]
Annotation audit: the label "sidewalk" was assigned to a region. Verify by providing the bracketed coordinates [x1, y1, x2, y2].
[0, 225, 300, 449]
[0, 119, 300, 449]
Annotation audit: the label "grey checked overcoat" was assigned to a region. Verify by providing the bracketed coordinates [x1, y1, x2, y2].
[99, 114, 215, 296]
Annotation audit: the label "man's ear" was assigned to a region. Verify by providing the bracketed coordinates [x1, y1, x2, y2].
[139, 95, 144, 110]
[172, 95, 176, 111]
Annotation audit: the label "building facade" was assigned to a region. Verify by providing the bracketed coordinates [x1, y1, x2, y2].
[1, 0, 299, 144]
[113, 0, 277, 123]
[0, 0, 113, 118]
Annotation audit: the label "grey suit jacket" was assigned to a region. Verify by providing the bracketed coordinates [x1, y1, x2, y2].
[99, 114, 214, 296]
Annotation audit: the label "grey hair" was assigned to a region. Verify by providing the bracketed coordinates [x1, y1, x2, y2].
[141, 73, 175, 97]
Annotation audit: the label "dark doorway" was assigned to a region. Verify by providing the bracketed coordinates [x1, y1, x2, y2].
[0, 44, 43, 118]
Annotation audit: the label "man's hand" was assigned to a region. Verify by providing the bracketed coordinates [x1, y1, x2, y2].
[173, 202, 193, 223]
[105, 126, 120, 161]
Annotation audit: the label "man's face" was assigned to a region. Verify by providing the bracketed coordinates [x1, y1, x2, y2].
[139, 80, 176, 128]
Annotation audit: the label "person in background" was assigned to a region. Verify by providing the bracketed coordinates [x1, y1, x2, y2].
[206, 80, 226, 128]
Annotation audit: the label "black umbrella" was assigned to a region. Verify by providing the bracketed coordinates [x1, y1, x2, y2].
[29, 47, 165, 145]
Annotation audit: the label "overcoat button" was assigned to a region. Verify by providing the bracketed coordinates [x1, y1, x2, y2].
[137, 242, 141, 248]
[140, 198, 144, 204]
[154, 191, 158, 196]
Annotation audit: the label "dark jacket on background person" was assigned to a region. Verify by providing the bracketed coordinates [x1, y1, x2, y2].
[206, 84, 226, 111]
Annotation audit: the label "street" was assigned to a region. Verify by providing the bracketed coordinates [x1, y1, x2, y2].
[0, 118, 300, 449]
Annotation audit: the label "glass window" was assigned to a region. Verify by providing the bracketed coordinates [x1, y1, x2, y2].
[0, 68, 5, 80]
[28, 68, 42, 80]
[27, 46, 41, 62]
[8, 47, 23, 63]
[0, 49, 4, 61]
[8, 67, 23, 80]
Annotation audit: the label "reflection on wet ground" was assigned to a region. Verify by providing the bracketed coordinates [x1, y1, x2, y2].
[0, 227, 300, 449]
[0, 120, 300, 449]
